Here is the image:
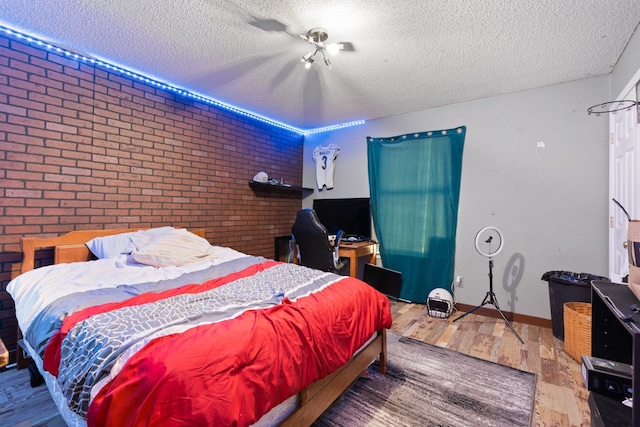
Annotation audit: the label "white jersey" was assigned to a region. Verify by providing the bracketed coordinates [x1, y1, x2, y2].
[313, 144, 340, 190]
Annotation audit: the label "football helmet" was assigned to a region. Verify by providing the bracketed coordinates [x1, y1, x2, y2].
[252, 171, 268, 182]
[427, 288, 454, 319]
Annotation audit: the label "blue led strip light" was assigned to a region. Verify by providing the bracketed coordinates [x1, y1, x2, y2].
[305, 120, 366, 134]
[0, 25, 365, 135]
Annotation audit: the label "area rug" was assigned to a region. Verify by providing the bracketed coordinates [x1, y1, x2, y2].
[314, 333, 536, 427]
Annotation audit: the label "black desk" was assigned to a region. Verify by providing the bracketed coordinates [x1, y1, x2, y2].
[589, 392, 632, 427]
[591, 281, 640, 425]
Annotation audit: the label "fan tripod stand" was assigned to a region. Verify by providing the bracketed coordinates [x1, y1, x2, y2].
[453, 226, 524, 344]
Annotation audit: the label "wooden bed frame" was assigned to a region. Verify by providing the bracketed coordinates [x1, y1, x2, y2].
[15, 228, 388, 427]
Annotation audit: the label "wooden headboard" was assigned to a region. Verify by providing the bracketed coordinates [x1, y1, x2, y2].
[20, 228, 206, 274]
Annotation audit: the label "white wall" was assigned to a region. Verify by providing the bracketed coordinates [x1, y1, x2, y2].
[303, 76, 610, 319]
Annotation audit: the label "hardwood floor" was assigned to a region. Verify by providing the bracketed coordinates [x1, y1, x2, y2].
[0, 365, 65, 427]
[0, 301, 588, 426]
[389, 302, 590, 427]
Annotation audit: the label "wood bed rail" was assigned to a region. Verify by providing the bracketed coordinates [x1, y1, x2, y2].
[280, 329, 387, 427]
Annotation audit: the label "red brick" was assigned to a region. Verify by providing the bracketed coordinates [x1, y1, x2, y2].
[26, 181, 60, 191]
[45, 122, 77, 134]
[5, 207, 43, 216]
[64, 83, 94, 98]
[47, 52, 81, 70]
[10, 76, 47, 93]
[9, 58, 46, 76]
[29, 96, 66, 114]
[0, 103, 26, 116]
[0, 45, 28, 62]
[10, 114, 46, 129]
[30, 57, 64, 73]
[47, 87, 80, 103]
[9, 40, 47, 58]
[62, 66, 95, 83]
[7, 96, 45, 112]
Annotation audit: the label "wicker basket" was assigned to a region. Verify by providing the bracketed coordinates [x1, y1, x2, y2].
[563, 302, 591, 362]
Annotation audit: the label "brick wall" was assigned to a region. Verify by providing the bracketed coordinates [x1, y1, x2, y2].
[0, 33, 305, 364]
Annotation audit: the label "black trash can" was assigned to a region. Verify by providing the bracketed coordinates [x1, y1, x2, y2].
[541, 271, 609, 341]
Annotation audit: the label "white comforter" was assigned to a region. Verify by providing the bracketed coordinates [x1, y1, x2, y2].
[7, 246, 246, 335]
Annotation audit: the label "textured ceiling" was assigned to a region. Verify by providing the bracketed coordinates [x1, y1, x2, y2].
[1, 0, 639, 130]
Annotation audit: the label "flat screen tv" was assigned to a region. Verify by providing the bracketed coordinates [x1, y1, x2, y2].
[312, 197, 371, 238]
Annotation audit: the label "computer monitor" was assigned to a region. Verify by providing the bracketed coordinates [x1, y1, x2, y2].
[312, 197, 371, 239]
[362, 263, 403, 301]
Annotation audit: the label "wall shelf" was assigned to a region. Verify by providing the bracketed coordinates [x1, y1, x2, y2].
[248, 181, 314, 195]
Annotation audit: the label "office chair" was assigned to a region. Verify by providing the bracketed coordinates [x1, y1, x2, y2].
[291, 209, 348, 274]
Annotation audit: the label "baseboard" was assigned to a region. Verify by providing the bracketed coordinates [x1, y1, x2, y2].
[454, 303, 552, 329]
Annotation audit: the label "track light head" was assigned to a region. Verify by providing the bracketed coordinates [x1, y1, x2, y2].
[326, 43, 343, 55]
[321, 49, 331, 68]
[301, 51, 314, 63]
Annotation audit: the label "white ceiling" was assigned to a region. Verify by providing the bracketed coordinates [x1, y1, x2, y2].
[1, 0, 639, 130]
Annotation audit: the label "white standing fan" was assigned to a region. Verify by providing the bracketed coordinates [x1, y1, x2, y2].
[453, 227, 524, 343]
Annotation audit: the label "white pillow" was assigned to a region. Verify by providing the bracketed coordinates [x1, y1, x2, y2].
[130, 228, 213, 267]
[85, 227, 175, 259]
[86, 233, 136, 259]
[128, 226, 175, 251]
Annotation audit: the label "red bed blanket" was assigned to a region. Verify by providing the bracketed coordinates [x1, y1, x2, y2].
[39, 260, 392, 426]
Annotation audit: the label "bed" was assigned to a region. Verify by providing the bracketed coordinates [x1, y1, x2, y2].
[7, 227, 392, 427]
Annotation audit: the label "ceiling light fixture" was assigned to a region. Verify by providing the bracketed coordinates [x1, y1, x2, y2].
[300, 27, 345, 69]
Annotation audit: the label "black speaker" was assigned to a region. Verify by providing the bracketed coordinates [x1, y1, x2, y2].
[582, 355, 632, 399]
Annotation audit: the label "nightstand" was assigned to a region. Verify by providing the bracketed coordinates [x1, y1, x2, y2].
[0, 337, 8, 368]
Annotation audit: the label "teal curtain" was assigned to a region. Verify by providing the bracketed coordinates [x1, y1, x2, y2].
[367, 127, 466, 302]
